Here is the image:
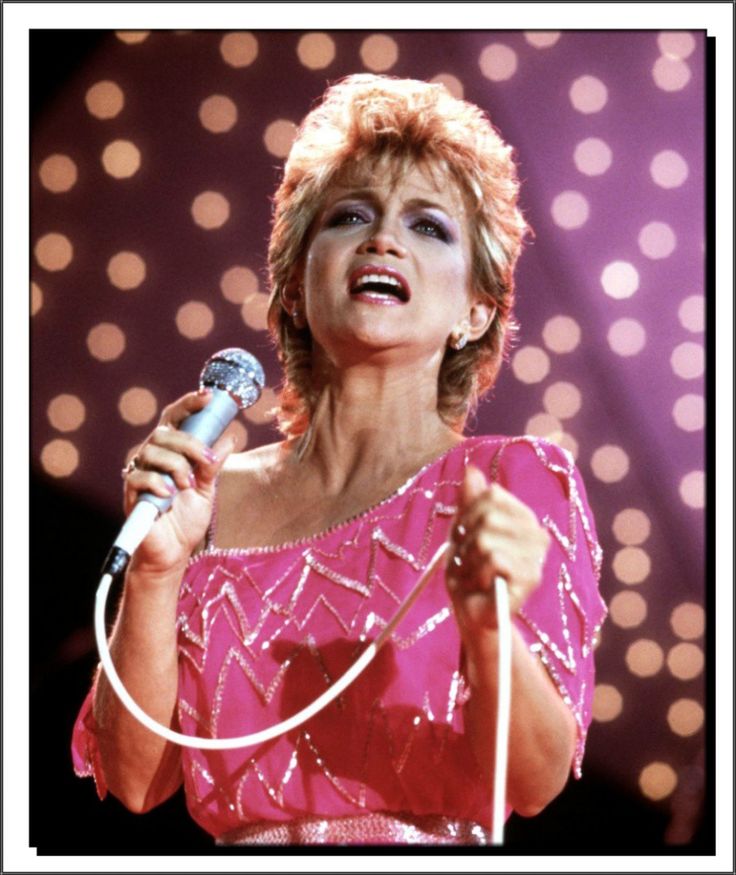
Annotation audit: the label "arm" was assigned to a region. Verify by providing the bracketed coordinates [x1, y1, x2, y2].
[447, 465, 577, 817]
[91, 390, 235, 813]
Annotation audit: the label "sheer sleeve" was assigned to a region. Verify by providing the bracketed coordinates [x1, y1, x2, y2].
[482, 436, 608, 778]
[71, 680, 108, 800]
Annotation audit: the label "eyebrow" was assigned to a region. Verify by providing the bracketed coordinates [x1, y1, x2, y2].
[326, 190, 458, 220]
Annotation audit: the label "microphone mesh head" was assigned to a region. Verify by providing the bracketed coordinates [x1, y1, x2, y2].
[199, 348, 266, 409]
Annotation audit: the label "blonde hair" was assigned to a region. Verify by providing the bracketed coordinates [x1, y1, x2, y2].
[267, 74, 529, 435]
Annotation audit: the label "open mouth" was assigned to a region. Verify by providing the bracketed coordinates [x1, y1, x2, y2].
[348, 267, 411, 304]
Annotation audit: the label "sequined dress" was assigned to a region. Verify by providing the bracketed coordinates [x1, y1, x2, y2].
[72, 435, 607, 845]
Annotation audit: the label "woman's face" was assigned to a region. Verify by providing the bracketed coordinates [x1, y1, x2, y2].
[297, 160, 485, 368]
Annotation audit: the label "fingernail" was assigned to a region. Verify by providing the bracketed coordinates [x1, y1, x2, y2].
[189, 472, 197, 488]
[203, 448, 218, 464]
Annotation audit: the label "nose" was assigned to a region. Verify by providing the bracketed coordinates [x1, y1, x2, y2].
[356, 223, 407, 258]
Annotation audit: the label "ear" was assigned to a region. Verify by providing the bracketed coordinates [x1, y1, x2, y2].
[465, 298, 496, 342]
[280, 269, 304, 315]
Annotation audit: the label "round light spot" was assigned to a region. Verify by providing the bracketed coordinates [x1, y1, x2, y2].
[609, 591, 647, 628]
[244, 386, 279, 424]
[551, 191, 589, 229]
[118, 387, 157, 426]
[667, 642, 704, 680]
[85, 80, 125, 119]
[220, 32, 258, 67]
[612, 508, 651, 545]
[525, 413, 563, 442]
[223, 419, 249, 452]
[569, 75, 608, 113]
[667, 699, 704, 737]
[263, 119, 297, 159]
[107, 251, 146, 290]
[221, 265, 259, 304]
[613, 547, 651, 585]
[199, 94, 238, 133]
[511, 346, 550, 384]
[31, 281, 43, 315]
[47, 394, 86, 432]
[555, 431, 579, 461]
[658, 32, 696, 60]
[592, 684, 622, 722]
[638, 221, 676, 259]
[543, 381, 581, 420]
[678, 295, 705, 333]
[591, 444, 630, 484]
[650, 150, 689, 188]
[176, 301, 215, 339]
[101, 139, 141, 179]
[626, 639, 664, 677]
[34, 232, 73, 271]
[38, 154, 78, 192]
[574, 137, 612, 176]
[672, 394, 704, 432]
[241, 292, 270, 331]
[671, 602, 705, 640]
[524, 32, 560, 49]
[653, 55, 691, 91]
[639, 762, 677, 801]
[542, 315, 581, 353]
[670, 342, 704, 380]
[40, 439, 79, 477]
[191, 191, 230, 230]
[87, 322, 126, 361]
[116, 31, 149, 44]
[608, 318, 646, 356]
[479, 43, 518, 81]
[296, 32, 336, 69]
[679, 470, 705, 508]
[359, 34, 399, 72]
[430, 73, 464, 99]
[601, 261, 639, 299]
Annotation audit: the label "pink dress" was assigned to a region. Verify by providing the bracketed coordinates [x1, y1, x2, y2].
[72, 435, 606, 845]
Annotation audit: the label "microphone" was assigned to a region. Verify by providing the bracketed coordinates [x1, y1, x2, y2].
[101, 348, 266, 577]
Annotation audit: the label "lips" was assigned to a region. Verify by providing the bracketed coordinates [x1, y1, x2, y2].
[348, 265, 411, 303]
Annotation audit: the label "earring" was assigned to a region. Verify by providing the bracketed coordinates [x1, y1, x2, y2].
[449, 330, 468, 350]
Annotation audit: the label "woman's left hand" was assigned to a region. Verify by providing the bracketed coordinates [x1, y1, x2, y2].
[446, 465, 550, 632]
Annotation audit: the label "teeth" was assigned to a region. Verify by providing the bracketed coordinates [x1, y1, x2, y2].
[351, 273, 405, 295]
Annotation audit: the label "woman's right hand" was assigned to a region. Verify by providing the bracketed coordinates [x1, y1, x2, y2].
[121, 389, 236, 576]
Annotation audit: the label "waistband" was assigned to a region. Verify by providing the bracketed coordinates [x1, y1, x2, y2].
[216, 811, 490, 846]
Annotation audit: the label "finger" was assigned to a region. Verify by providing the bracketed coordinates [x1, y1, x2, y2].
[137, 442, 199, 492]
[193, 431, 238, 489]
[458, 465, 488, 513]
[123, 468, 177, 514]
[147, 424, 220, 471]
[159, 388, 213, 429]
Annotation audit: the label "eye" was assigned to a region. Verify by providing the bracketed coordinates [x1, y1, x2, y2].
[411, 215, 451, 242]
[327, 207, 370, 228]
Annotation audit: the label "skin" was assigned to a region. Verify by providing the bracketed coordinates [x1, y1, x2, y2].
[94, 161, 575, 818]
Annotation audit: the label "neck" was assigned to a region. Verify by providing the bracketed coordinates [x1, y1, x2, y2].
[292, 357, 462, 493]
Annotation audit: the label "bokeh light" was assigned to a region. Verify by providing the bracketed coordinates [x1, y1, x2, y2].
[101, 139, 141, 178]
[360, 34, 399, 72]
[85, 80, 125, 119]
[670, 341, 704, 379]
[672, 394, 704, 431]
[608, 318, 646, 356]
[34, 232, 73, 271]
[574, 137, 612, 176]
[678, 295, 705, 332]
[601, 261, 639, 299]
[220, 32, 258, 68]
[569, 75, 608, 113]
[41, 439, 80, 478]
[263, 119, 297, 158]
[525, 412, 563, 441]
[38, 154, 78, 192]
[551, 191, 589, 229]
[591, 444, 629, 483]
[107, 251, 146, 290]
[542, 316, 581, 353]
[176, 301, 215, 339]
[116, 31, 149, 44]
[652, 56, 691, 91]
[626, 639, 664, 677]
[609, 591, 647, 628]
[241, 292, 270, 331]
[31, 281, 43, 315]
[47, 394, 86, 432]
[243, 386, 279, 424]
[511, 346, 550, 383]
[612, 508, 651, 545]
[670, 602, 705, 640]
[658, 32, 696, 60]
[297, 32, 336, 69]
[639, 762, 677, 800]
[220, 265, 260, 304]
[667, 699, 704, 737]
[650, 150, 689, 188]
[542, 381, 582, 419]
[478, 43, 518, 81]
[638, 221, 677, 259]
[191, 191, 230, 229]
[592, 684, 623, 722]
[667, 642, 704, 680]
[430, 73, 464, 99]
[87, 323, 126, 361]
[612, 546, 651, 585]
[678, 470, 705, 508]
[524, 32, 560, 49]
[199, 95, 238, 133]
[118, 387, 158, 426]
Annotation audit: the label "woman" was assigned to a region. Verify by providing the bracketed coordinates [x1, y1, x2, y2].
[73, 74, 606, 845]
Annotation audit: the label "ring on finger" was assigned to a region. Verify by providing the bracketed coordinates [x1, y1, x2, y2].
[121, 454, 142, 479]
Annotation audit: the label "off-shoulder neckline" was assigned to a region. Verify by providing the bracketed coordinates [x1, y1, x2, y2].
[191, 434, 502, 562]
